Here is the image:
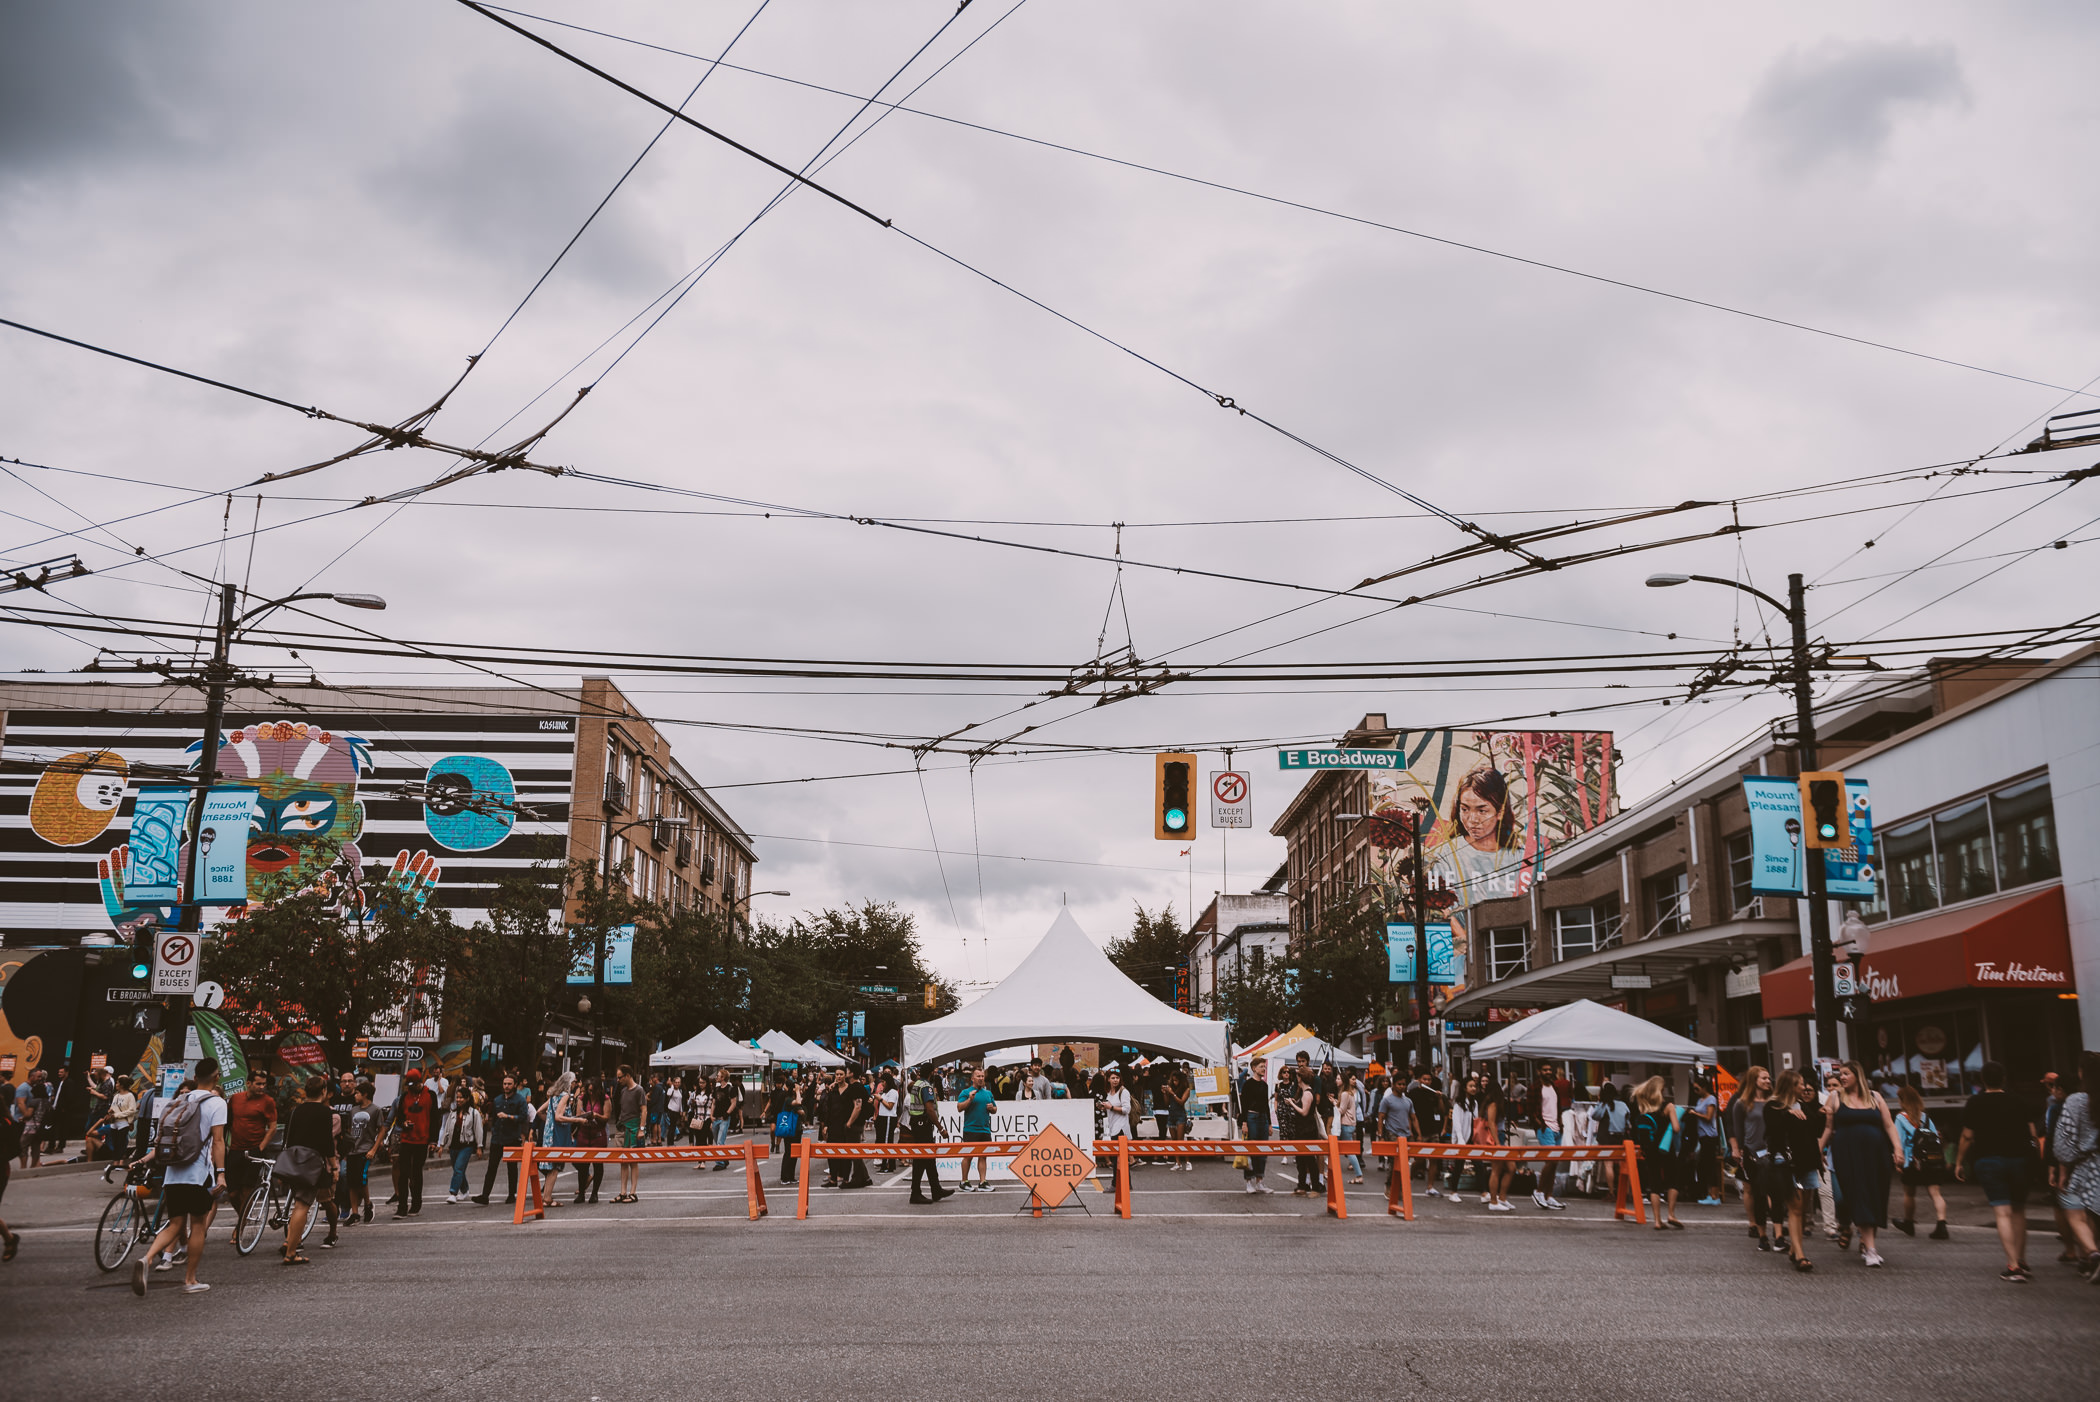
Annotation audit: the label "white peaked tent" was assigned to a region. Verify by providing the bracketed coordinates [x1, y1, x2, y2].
[650, 1024, 769, 1069]
[757, 1030, 811, 1063]
[1245, 1031, 1370, 1070]
[1466, 1000, 1716, 1065]
[797, 1039, 848, 1067]
[902, 908, 1232, 1067]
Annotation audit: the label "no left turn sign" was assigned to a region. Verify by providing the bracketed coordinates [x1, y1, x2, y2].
[153, 930, 202, 996]
[1209, 770, 1252, 829]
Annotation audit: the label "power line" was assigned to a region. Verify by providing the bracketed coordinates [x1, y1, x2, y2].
[484, 3, 2100, 403]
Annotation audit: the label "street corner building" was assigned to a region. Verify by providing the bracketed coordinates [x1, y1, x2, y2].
[0, 677, 753, 1093]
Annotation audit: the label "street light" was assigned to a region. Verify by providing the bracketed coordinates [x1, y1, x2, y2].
[1644, 567, 1842, 1061]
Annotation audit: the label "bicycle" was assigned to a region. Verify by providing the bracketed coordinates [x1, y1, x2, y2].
[94, 1163, 165, 1273]
[234, 1151, 318, 1256]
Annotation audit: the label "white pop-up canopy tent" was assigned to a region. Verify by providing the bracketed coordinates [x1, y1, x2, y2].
[650, 1024, 769, 1069]
[756, 1030, 811, 1063]
[1466, 1000, 1716, 1065]
[1239, 1028, 1370, 1070]
[902, 908, 1232, 1067]
[796, 1039, 848, 1067]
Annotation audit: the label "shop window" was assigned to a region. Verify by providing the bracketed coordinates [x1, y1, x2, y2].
[1487, 925, 1530, 980]
[1725, 831, 1758, 917]
[1933, 798, 1995, 905]
[1863, 1008, 1984, 1100]
[1882, 818, 1936, 920]
[1644, 868, 1691, 936]
[1991, 775, 2060, 889]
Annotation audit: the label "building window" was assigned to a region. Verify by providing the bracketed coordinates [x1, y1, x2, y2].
[1644, 869, 1691, 936]
[1487, 926, 1529, 980]
[1554, 907, 1604, 961]
[1871, 774, 2057, 923]
[1725, 832, 1758, 917]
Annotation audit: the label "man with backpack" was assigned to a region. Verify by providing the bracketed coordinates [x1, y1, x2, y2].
[131, 1057, 227, 1297]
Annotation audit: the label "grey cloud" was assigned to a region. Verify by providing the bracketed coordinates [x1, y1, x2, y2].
[1744, 39, 1968, 176]
[0, 1, 194, 176]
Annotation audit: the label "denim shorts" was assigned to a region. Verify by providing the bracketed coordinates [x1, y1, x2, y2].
[1973, 1155, 2028, 1208]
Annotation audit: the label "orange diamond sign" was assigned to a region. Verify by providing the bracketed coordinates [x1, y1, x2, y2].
[1010, 1122, 1095, 1209]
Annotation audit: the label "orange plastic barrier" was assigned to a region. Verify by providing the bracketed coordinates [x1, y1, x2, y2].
[793, 1136, 1354, 1220]
[504, 1140, 769, 1221]
[1366, 1138, 1646, 1223]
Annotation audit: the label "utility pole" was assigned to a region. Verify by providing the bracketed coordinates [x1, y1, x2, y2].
[1410, 809, 1431, 1072]
[1787, 573, 1841, 1064]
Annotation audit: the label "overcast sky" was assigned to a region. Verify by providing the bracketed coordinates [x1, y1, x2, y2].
[4, 1, 2096, 988]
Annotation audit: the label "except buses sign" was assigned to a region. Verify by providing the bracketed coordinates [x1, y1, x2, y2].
[1009, 1123, 1094, 1209]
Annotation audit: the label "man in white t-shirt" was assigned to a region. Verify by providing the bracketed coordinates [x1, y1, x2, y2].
[132, 1057, 228, 1297]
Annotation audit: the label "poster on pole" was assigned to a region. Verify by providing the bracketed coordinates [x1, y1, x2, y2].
[192, 786, 258, 905]
[1743, 777, 1874, 898]
[1209, 770, 1252, 829]
[1387, 922, 1458, 985]
[123, 786, 188, 904]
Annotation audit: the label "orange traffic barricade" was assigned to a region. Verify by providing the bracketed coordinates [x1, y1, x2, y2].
[504, 1139, 770, 1221]
[1367, 1138, 1646, 1223]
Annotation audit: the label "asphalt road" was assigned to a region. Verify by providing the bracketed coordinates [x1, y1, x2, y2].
[4, 1151, 2092, 1401]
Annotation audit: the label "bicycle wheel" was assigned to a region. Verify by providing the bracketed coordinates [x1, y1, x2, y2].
[95, 1193, 141, 1273]
[234, 1184, 271, 1256]
[298, 1189, 322, 1244]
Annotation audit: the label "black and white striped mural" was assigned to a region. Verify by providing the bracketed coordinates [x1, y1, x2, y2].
[1, 705, 578, 947]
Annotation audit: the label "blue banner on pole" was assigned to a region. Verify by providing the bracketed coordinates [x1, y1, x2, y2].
[1387, 922, 1457, 985]
[851, 1010, 866, 1038]
[567, 924, 635, 984]
[192, 786, 257, 905]
[124, 785, 188, 904]
[1744, 776, 1874, 898]
[1822, 780, 1877, 899]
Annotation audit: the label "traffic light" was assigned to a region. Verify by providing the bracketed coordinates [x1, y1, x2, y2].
[924, 982, 937, 1009]
[129, 925, 154, 981]
[1154, 752, 1196, 840]
[1800, 771, 1847, 848]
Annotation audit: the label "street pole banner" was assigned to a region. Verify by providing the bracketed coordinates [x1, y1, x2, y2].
[188, 1008, 247, 1085]
[568, 924, 636, 984]
[123, 786, 188, 904]
[1743, 777, 1874, 897]
[933, 1098, 1095, 1185]
[1209, 770, 1252, 828]
[192, 785, 258, 905]
[1387, 922, 1458, 985]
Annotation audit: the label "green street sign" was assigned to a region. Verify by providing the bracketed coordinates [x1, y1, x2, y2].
[858, 984, 897, 996]
[1278, 748, 1401, 770]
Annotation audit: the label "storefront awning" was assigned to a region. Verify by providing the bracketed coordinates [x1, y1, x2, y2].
[1761, 885, 2072, 1020]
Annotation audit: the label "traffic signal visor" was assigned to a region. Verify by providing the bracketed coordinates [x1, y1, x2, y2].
[1801, 771, 1846, 848]
[1155, 752, 1196, 840]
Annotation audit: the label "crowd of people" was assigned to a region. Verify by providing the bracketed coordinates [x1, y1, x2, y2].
[7, 1039, 2095, 1296]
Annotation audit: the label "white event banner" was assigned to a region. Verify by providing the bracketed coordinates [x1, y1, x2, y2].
[931, 1098, 1095, 1184]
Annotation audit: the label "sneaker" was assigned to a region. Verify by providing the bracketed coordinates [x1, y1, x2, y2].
[1545, 1197, 1566, 1210]
[1425, 1187, 1440, 1197]
[1756, 1236, 1774, 1252]
[1253, 1181, 1275, 1194]
[1930, 1222, 1950, 1241]
[153, 1257, 174, 1273]
[1863, 1251, 1884, 1268]
[1245, 1181, 1259, 1194]
[1489, 1200, 1515, 1212]
[1447, 1194, 1464, 1204]
[181, 1281, 210, 1294]
[1696, 1196, 1722, 1207]
[446, 1193, 458, 1205]
[1533, 1191, 1551, 1210]
[130, 1258, 149, 1297]
[1893, 1218, 1915, 1237]
[977, 1183, 995, 1193]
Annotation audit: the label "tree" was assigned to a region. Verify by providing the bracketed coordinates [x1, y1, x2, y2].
[1105, 903, 1185, 1007]
[204, 885, 454, 1074]
[1206, 952, 1294, 1044]
[442, 865, 587, 1076]
[1290, 894, 1390, 1044]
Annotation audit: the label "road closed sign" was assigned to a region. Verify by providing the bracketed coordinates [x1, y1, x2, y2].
[1209, 770, 1252, 829]
[1009, 1122, 1095, 1209]
[152, 931, 201, 996]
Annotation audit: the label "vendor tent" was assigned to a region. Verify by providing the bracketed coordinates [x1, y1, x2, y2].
[797, 1039, 848, 1067]
[650, 1024, 769, 1069]
[1255, 1030, 1369, 1069]
[901, 909, 1231, 1067]
[1465, 1000, 1716, 1065]
[756, 1030, 810, 1063]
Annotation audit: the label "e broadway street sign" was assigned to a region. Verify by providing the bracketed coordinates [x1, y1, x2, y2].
[1277, 749, 1402, 770]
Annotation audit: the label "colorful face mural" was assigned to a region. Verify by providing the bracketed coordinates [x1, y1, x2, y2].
[421, 754, 517, 852]
[214, 721, 371, 897]
[28, 750, 128, 846]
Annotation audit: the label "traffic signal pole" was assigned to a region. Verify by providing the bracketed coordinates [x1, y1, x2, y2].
[1786, 573, 1841, 1065]
[1410, 815, 1431, 1072]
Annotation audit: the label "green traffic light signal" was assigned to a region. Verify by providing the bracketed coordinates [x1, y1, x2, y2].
[131, 959, 150, 979]
[1165, 807, 1187, 832]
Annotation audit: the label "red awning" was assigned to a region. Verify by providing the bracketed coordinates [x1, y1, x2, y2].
[1761, 885, 2072, 1020]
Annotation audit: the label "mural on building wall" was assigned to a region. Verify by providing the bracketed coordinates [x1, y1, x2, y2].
[1, 707, 577, 949]
[1366, 729, 1617, 996]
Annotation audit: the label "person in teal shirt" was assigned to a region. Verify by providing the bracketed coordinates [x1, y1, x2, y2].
[957, 1067, 998, 1193]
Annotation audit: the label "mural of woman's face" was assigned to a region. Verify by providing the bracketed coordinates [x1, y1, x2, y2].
[1456, 787, 1504, 848]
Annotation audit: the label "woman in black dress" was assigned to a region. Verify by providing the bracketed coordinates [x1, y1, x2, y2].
[1763, 1069, 1825, 1272]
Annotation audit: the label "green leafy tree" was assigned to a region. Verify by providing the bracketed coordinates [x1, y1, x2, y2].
[1291, 894, 1390, 1043]
[204, 886, 454, 1074]
[1206, 954, 1294, 1044]
[442, 865, 589, 1076]
[1105, 903, 1186, 1006]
